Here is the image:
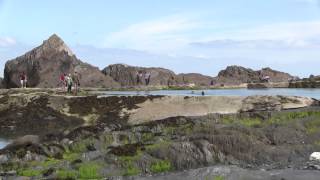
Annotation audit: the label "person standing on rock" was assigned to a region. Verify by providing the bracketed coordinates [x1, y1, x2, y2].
[66, 74, 73, 94]
[136, 72, 140, 85]
[59, 73, 66, 91]
[72, 71, 80, 95]
[19, 72, 27, 88]
[145, 72, 151, 86]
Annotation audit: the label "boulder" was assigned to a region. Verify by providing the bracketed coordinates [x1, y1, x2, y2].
[310, 152, 320, 161]
[4, 34, 119, 88]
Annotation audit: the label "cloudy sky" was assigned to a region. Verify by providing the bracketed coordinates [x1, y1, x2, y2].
[1, 0, 320, 77]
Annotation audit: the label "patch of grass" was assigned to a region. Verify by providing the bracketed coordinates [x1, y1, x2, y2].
[268, 111, 317, 125]
[63, 152, 81, 162]
[123, 165, 141, 176]
[17, 169, 42, 177]
[213, 175, 225, 180]
[141, 133, 154, 142]
[221, 116, 262, 127]
[305, 118, 320, 134]
[56, 169, 78, 179]
[41, 158, 61, 167]
[69, 138, 94, 153]
[150, 160, 172, 173]
[145, 141, 172, 152]
[204, 175, 225, 180]
[240, 118, 262, 127]
[78, 162, 101, 179]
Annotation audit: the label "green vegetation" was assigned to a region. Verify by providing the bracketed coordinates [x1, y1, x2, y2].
[56, 169, 78, 179]
[305, 118, 320, 134]
[222, 116, 262, 128]
[221, 111, 320, 130]
[204, 175, 225, 180]
[268, 111, 320, 125]
[63, 152, 81, 162]
[69, 138, 94, 153]
[78, 162, 102, 179]
[213, 175, 225, 180]
[150, 160, 172, 173]
[17, 169, 42, 177]
[145, 141, 172, 152]
[123, 165, 141, 176]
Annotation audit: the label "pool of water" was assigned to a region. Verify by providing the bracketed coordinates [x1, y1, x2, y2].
[0, 139, 9, 149]
[99, 88, 320, 99]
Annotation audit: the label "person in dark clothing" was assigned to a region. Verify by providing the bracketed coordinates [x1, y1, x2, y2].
[136, 72, 140, 84]
[201, 91, 205, 96]
[145, 72, 151, 85]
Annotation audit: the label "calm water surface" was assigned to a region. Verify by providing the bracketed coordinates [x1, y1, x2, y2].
[0, 139, 9, 149]
[99, 88, 320, 99]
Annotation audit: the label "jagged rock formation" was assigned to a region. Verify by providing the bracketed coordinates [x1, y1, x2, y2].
[258, 67, 293, 82]
[4, 34, 119, 88]
[102, 64, 214, 87]
[102, 64, 178, 86]
[176, 73, 214, 86]
[216, 66, 293, 85]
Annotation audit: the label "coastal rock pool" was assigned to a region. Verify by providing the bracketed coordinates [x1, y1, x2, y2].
[0, 139, 9, 149]
[98, 88, 320, 99]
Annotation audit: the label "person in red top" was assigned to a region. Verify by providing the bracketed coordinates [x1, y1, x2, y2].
[19, 72, 27, 88]
[59, 73, 66, 91]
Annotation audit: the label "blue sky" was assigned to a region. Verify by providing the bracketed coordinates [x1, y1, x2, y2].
[1, 0, 320, 77]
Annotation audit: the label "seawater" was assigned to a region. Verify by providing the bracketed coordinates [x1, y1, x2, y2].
[99, 88, 320, 99]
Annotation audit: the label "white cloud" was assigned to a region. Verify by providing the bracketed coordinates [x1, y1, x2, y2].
[0, 37, 16, 47]
[103, 14, 204, 53]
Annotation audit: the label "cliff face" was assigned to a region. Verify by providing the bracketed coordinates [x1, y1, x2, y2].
[216, 66, 293, 85]
[4, 34, 119, 88]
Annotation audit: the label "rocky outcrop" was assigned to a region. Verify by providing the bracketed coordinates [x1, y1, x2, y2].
[176, 73, 214, 86]
[4, 34, 119, 88]
[102, 64, 216, 87]
[216, 66, 293, 85]
[258, 67, 292, 82]
[102, 64, 177, 87]
[0, 78, 3, 89]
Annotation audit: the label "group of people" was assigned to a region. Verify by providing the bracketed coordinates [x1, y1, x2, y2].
[136, 71, 151, 85]
[59, 72, 80, 94]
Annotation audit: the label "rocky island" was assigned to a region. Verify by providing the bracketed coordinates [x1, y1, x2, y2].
[1, 35, 320, 180]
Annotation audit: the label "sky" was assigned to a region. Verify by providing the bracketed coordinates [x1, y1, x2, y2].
[1, 0, 320, 77]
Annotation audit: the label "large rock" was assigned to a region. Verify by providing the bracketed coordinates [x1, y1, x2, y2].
[216, 66, 293, 85]
[4, 34, 119, 88]
[0, 78, 3, 89]
[102, 64, 216, 87]
[176, 73, 214, 86]
[102, 64, 178, 87]
[258, 67, 293, 83]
